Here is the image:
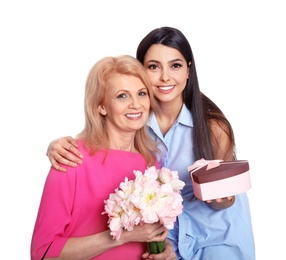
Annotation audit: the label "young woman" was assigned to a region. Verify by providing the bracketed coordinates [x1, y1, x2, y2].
[46, 27, 255, 259]
[31, 55, 175, 260]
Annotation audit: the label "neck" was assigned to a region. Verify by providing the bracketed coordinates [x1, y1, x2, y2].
[155, 100, 183, 136]
[109, 142, 136, 152]
[108, 133, 137, 152]
[156, 96, 183, 117]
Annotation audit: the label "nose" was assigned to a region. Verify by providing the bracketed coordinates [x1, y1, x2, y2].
[160, 68, 170, 82]
[128, 96, 141, 109]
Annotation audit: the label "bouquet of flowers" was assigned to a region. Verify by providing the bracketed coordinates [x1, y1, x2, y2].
[102, 166, 185, 254]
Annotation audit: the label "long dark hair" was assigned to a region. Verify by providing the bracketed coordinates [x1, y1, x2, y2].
[136, 26, 236, 160]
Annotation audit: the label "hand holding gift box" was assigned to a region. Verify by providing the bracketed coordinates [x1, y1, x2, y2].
[188, 159, 251, 201]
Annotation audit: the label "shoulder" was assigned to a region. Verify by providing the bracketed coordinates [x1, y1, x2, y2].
[209, 119, 231, 136]
[77, 139, 89, 155]
[75, 140, 98, 162]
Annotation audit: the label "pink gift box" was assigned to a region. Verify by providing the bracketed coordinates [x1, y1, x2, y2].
[188, 159, 251, 201]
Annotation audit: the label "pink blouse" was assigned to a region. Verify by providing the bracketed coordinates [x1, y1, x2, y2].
[31, 142, 157, 259]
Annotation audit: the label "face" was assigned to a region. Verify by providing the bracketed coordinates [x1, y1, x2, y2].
[143, 44, 189, 105]
[98, 74, 150, 135]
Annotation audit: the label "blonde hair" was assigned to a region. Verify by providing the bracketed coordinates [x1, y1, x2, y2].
[77, 55, 158, 166]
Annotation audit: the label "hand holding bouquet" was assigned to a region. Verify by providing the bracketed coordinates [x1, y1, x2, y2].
[102, 166, 185, 254]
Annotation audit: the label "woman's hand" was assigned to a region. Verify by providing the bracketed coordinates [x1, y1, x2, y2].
[122, 223, 175, 260]
[46, 136, 83, 172]
[120, 222, 168, 244]
[206, 196, 235, 210]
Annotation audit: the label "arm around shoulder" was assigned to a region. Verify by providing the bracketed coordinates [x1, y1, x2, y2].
[46, 136, 83, 172]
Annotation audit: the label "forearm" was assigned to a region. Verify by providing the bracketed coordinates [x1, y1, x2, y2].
[44, 230, 123, 260]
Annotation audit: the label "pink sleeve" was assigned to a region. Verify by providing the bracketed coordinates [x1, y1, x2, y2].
[31, 166, 76, 259]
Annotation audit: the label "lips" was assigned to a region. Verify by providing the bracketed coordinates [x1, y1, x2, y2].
[157, 85, 175, 93]
[126, 112, 142, 119]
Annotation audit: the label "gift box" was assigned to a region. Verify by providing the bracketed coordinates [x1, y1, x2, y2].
[188, 159, 251, 201]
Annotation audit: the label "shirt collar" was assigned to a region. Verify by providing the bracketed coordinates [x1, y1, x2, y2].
[177, 104, 193, 127]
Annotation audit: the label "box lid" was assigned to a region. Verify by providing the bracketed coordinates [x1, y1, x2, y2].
[189, 160, 249, 184]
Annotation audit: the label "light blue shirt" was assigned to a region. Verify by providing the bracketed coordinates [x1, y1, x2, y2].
[147, 104, 255, 260]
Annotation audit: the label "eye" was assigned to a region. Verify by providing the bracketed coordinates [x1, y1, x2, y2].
[147, 64, 159, 70]
[138, 90, 148, 96]
[172, 63, 183, 69]
[117, 93, 127, 99]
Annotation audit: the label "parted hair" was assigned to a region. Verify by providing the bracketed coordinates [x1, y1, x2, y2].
[77, 55, 158, 166]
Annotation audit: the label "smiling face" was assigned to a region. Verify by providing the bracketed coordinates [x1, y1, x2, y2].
[143, 44, 190, 105]
[98, 74, 150, 135]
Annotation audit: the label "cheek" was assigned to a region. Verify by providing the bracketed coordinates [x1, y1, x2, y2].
[105, 103, 123, 117]
[177, 72, 189, 84]
[181, 77, 188, 86]
[142, 99, 151, 111]
[146, 72, 157, 85]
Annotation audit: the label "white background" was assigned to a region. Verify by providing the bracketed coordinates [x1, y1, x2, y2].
[1, 1, 285, 259]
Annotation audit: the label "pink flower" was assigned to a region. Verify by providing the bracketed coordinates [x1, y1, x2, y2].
[102, 166, 185, 241]
[158, 167, 185, 191]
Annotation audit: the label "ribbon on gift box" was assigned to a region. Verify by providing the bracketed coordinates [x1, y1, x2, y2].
[188, 158, 223, 180]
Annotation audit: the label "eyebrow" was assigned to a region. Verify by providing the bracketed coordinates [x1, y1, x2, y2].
[146, 58, 184, 63]
[115, 87, 147, 94]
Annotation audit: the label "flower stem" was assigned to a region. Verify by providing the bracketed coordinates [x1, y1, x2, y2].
[147, 240, 166, 254]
